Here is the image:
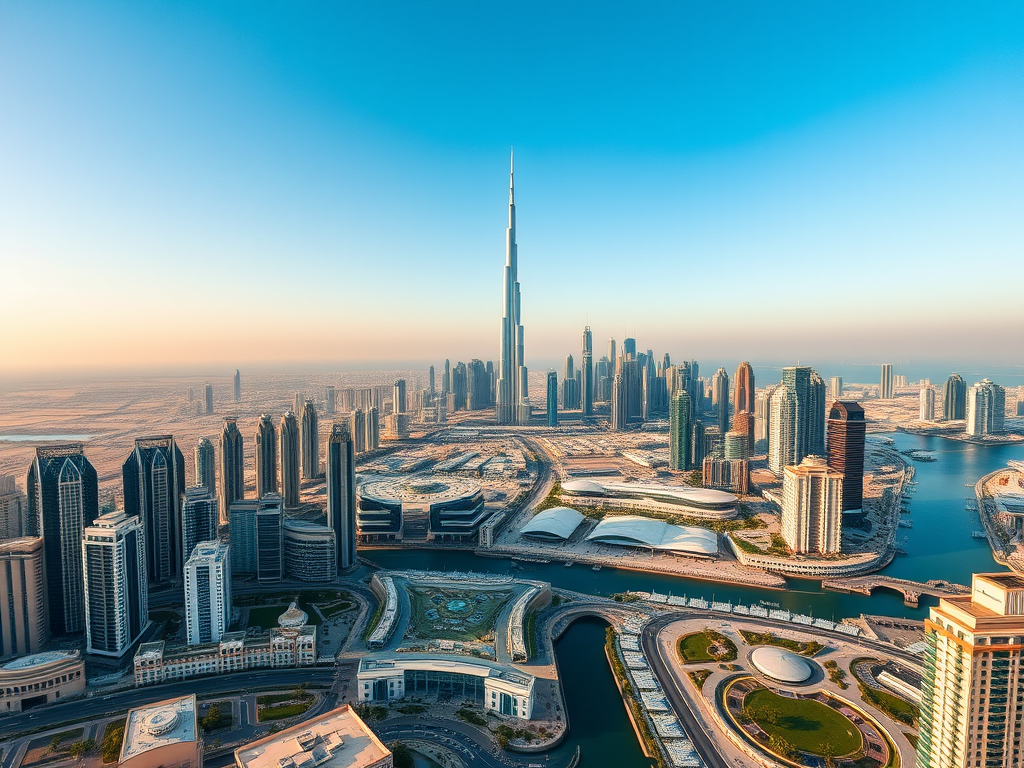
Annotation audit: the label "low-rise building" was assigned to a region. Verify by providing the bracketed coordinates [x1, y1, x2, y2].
[0, 650, 85, 713]
[120, 694, 201, 768]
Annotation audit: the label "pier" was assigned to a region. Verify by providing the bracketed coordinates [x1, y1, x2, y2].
[821, 575, 970, 607]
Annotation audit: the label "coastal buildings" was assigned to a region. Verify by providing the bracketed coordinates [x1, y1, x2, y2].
[82, 511, 148, 657]
[496, 152, 529, 425]
[254, 415, 278, 497]
[194, 438, 216, 494]
[219, 418, 245, 521]
[966, 379, 1006, 436]
[279, 410, 300, 507]
[826, 402, 866, 514]
[828, 376, 843, 402]
[918, 573, 1024, 768]
[880, 363, 894, 399]
[119, 695, 201, 768]
[301, 399, 320, 479]
[122, 435, 185, 587]
[327, 422, 357, 572]
[781, 456, 843, 555]
[943, 374, 966, 421]
[184, 541, 231, 645]
[0, 537, 48, 656]
[27, 444, 99, 635]
[919, 386, 936, 421]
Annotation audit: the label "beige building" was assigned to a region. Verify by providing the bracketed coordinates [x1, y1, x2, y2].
[0, 536, 48, 657]
[234, 704, 391, 768]
[0, 475, 28, 539]
[919, 573, 1024, 768]
[120, 694, 201, 768]
[781, 456, 843, 555]
[0, 650, 84, 713]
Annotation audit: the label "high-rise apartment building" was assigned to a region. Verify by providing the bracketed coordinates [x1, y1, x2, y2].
[123, 435, 185, 586]
[918, 573, 1024, 768]
[546, 371, 558, 427]
[350, 408, 367, 453]
[768, 385, 797, 476]
[497, 152, 529, 425]
[184, 540, 231, 645]
[611, 374, 627, 431]
[780, 366, 812, 463]
[255, 415, 278, 497]
[826, 402, 866, 514]
[256, 493, 283, 583]
[279, 411, 300, 507]
[623, 338, 636, 358]
[581, 326, 594, 416]
[879, 363, 894, 400]
[967, 379, 1006, 437]
[229, 499, 257, 574]
[233, 369, 241, 401]
[828, 377, 843, 402]
[781, 457, 843, 555]
[82, 511, 148, 657]
[943, 374, 966, 421]
[181, 486, 218, 569]
[219, 418, 244, 522]
[920, 386, 936, 421]
[366, 407, 380, 452]
[0, 536, 48, 656]
[730, 412, 754, 459]
[300, 399, 319, 479]
[670, 390, 691, 471]
[0, 475, 27, 540]
[808, 371, 826, 456]
[562, 355, 579, 410]
[327, 423, 357, 573]
[194, 438, 216, 495]
[712, 367, 730, 434]
[393, 379, 407, 414]
[27, 444, 99, 635]
[204, 383, 214, 414]
[733, 362, 754, 416]
[326, 385, 336, 415]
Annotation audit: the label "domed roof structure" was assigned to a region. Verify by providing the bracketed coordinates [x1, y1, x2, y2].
[278, 602, 308, 628]
[750, 646, 815, 684]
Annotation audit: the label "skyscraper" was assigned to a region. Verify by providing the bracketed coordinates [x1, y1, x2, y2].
[327, 423, 357, 572]
[366, 406, 380, 451]
[828, 376, 843, 402]
[920, 386, 936, 421]
[293, 392, 305, 419]
[712, 367, 729, 434]
[733, 362, 754, 416]
[122, 435, 186, 586]
[781, 457, 843, 555]
[194, 438, 216, 494]
[581, 326, 593, 417]
[300, 399, 319, 479]
[204, 383, 214, 414]
[497, 151, 529, 425]
[967, 379, 1006, 436]
[546, 371, 558, 427]
[918, 573, 1024, 768]
[256, 493, 283, 583]
[781, 366, 815, 462]
[279, 411, 300, 507]
[669, 390, 691, 471]
[562, 355, 578, 409]
[393, 379, 407, 414]
[184, 540, 231, 645]
[326, 385, 336, 415]
[428, 365, 436, 399]
[82, 511, 148, 657]
[808, 370, 827, 456]
[942, 374, 966, 421]
[0, 536, 48, 656]
[467, 359, 490, 410]
[255, 415, 278, 497]
[0, 475, 27, 540]
[181, 486, 218, 568]
[623, 337, 636, 358]
[350, 408, 367, 453]
[233, 369, 241, 402]
[229, 499, 258, 574]
[826, 401, 865, 513]
[768, 385, 797, 476]
[879, 363, 894, 400]
[219, 418, 244, 522]
[611, 373, 627, 431]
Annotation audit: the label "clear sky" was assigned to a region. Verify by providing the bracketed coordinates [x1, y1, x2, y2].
[1, 2, 1022, 375]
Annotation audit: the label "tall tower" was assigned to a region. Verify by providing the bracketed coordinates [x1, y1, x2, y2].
[194, 438, 216, 494]
[768, 385, 797, 476]
[300, 399, 319, 479]
[920, 386, 936, 421]
[546, 371, 558, 427]
[350, 409, 367, 453]
[497, 150, 528, 424]
[366, 407, 380, 451]
[880, 363, 894, 399]
[279, 411, 301, 507]
[611, 373, 627, 431]
[712, 368, 730, 434]
[942, 374, 966, 420]
[781, 366, 813, 463]
[669, 389, 691, 471]
[233, 369, 241, 402]
[781, 457, 843, 555]
[326, 385, 336, 415]
[826, 401, 865, 513]
[82, 511, 148, 657]
[122, 436, 185, 587]
[181, 486, 218, 567]
[219, 418, 244, 522]
[581, 326, 594, 417]
[254, 415, 278, 497]
[0, 536, 48, 655]
[0, 475, 27, 540]
[184, 540, 231, 645]
[733, 362, 755, 416]
[394, 379, 407, 414]
[327, 423, 357, 572]
[204, 383, 214, 415]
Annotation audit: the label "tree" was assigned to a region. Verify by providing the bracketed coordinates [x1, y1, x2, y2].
[768, 735, 795, 758]
[50, 735, 64, 753]
[388, 742, 414, 768]
[67, 739, 95, 759]
[101, 722, 126, 763]
[821, 742, 837, 768]
[200, 705, 223, 732]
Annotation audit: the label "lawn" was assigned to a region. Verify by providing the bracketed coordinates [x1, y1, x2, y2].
[678, 630, 738, 663]
[744, 688, 862, 757]
[739, 630, 823, 656]
[257, 701, 313, 721]
[406, 586, 510, 642]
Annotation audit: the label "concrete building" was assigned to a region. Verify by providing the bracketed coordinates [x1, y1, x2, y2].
[967, 379, 1006, 436]
[0, 651, 85, 713]
[194, 438, 216, 496]
[880, 363, 894, 399]
[365, 406, 380, 451]
[581, 326, 594, 416]
[546, 370, 558, 427]
[326, 385, 336, 415]
[918, 573, 1024, 768]
[611, 373, 627, 431]
[233, 369, 241, 401]
[669, 389, 691, 471]
[301, 399, 320, 479]
[234, 705, 391, 768]
[279, 411, 300, 507]
[204, 383, 214, 414]
[219, 418, 245, 523]
[181, 487, 218, 572]
[27, 444, 99, 635]
[712, 367, 729, 434]
[0, 537, 48, 657]
[327, 423, 357, 572]
[920, 386, 936, 421]
[828, 376, 843, 402]
[943, 373, 966, 421]
[228, 499, 258, 575]
[119, 695, 202, 768]
[256, 493, 283, 583]
[184, 541, 231, 645]
[768, 385, 797, 476]
[254, 415, 278, 497]
[351, 408, 367, 453]
[781, 456, 843, 555]
[826, 401, 866, 514]
[393, 378, 407, 414]
[82, 511, 149, 657]
[122, 435, 185, 587]
[0, 475, 27, 540]
[283, 520, 336, 582]
[702, 457, 749, 494]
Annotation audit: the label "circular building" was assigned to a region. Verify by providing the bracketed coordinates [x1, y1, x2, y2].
[358, 477, 487, 541]
[750, 646, 815, 684]
[520, 507, 585, 542]
[278, 602, 308, 628]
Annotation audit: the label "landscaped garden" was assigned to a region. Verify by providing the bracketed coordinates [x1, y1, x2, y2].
[851, 658, 920, 726]
[739, 629, 823, 656]
[406, 586, 510, 642]
[235, 590, 354, 630]
[677, 629, 738, 663]
[256, 687, 315, 722]
[742, 687, 862, 758]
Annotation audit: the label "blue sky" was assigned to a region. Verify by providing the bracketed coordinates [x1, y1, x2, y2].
[1, 2, 1021, 373]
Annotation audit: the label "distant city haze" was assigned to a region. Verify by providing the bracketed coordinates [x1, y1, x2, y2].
[1, 3, 1022, 374]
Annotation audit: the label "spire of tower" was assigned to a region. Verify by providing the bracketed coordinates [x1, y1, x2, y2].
[509, 147, 514, 205]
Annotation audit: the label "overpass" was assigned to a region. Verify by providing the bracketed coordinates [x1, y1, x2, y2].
[821, 575, 969, 607]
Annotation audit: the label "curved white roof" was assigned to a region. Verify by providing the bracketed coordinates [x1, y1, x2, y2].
[561, 478, 606, 494]
[521, 507, 585, 540]
[585, 516, 718, 555]
[2, 650, 77, 670]
[750, 646, 814, 683]
[561, 479, 737, 509]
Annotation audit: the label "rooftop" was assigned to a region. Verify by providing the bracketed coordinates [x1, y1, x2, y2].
[234, 705, 389, 768]
[520, 506, 585, 541]
[750, 646, 815, 684]
[120, 695, 198, 761]
[1, 650, 78, 671]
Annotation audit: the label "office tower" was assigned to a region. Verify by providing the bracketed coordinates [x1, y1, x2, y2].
[621, 357, 642, 419]
[366, 406, 380, 451]
[394, 379, 407, 414]
[451, 362, 468, 410]
[279, 411, 301, 507]
[879, 363, 893, 400]
[920, 386, 936, 421]
[254, 415, 278, 497]
[768, 385, 797, 475]
[194, 438, 216, 494]
[27, 445, 97, 635]
[942, 374, 966, 421]
[561, 355, 578, 409]
[608, 338, 616, 370]
[918, 574, 1024, 768]
[808, 371, 826, 456]
[181, 486, 218, 570]
[428, 365, 436, 399]
[967, 379, 1006, 436]
[322, 385, 334, 416]
[712, 367, 729, 434]
[781, 365, 815, 463]
[486, 360, 496, 405]
[623, 337, 636, 358]
[283, 521, 337, 581]
[255, 493, 283, 583]
[122, 435, 186, 586]
[702, 426, 724, 460]
[581, 326, 594, 416]
[0, 475, 27, 540]
[828, 376, 843, 402]
[497, 151, 529, 425]
[300, 398, 319, 479]
[733, 362, 754, 416]
[202, 383, 214, 415]
[669, 390, 692, 471]
[184, 540, 231, 645]
[690, 420, 706, 467]
[82, 511, 148, 657]
[350, 408, 367, 453]
[724, 430, 748, 460]
[327, 423, 357, 572]
[546, 371, 558, 427]
[293, 392, 304, 420]
[233, 369, 241, 401]
[826, 402, 865, 513]
[730, 412, 754, 459]
[610, 374, 627, 431]
[468, 359, 490, 410]
[229, 499, 257, 574]
[781, 457, 843, 555]
[754, 385, 776, 453]
[443, 359, 452, 396]
[0, 537, 48, 656]
[219, 418, 244, 520]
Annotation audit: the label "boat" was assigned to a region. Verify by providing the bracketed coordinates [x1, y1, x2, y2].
[973, 531, 988, 539]
[564, 561, 573, 568]
[592, 565, 602, 572]
[898, 519, 913, 528]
